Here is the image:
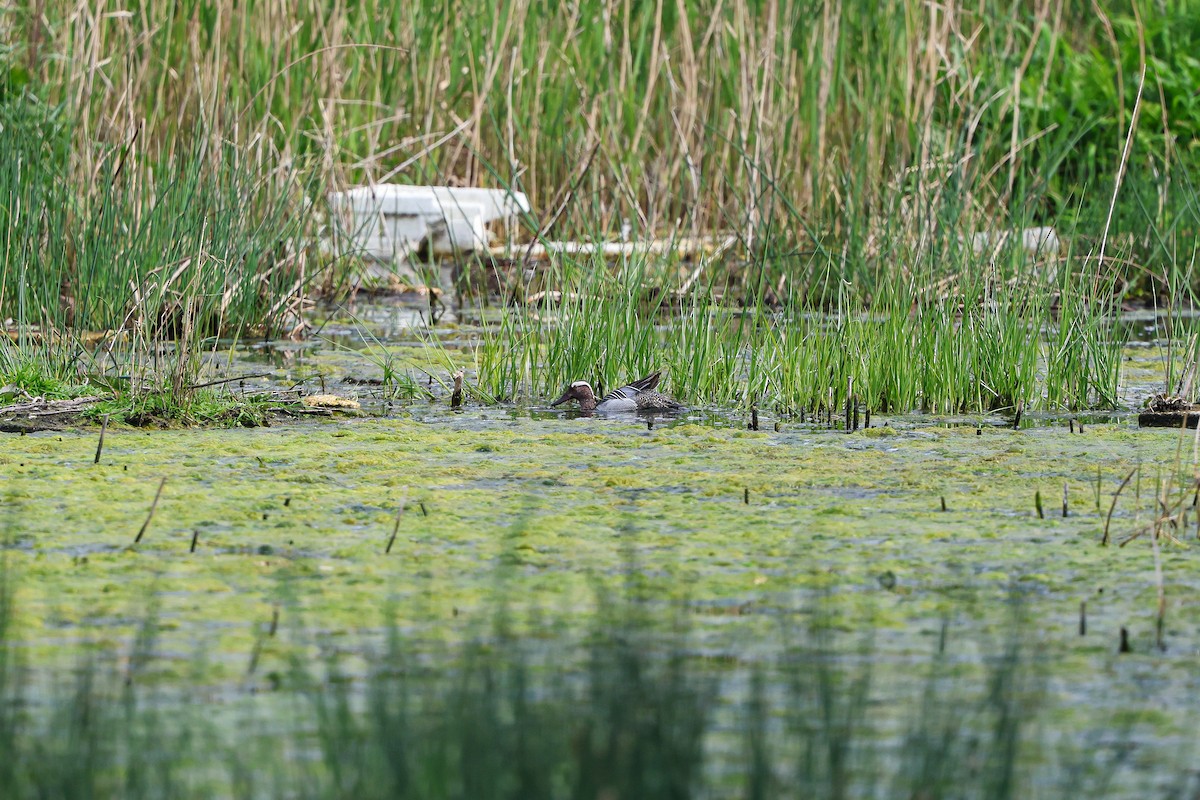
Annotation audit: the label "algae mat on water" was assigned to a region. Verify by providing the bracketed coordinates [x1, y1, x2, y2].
[0, 414, 1196, 686]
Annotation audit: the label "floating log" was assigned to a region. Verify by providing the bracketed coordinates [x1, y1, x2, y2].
[1, 396, 104, 418]
[1139, 395, 1200, 428]
[1139, 411, 1200, 428]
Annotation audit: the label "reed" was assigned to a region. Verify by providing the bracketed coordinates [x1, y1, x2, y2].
[0, 85, 315, 410]
[3, 0, 1196, 415]
[470, 247, 1123, 414]
[3, 0, 1194, 263]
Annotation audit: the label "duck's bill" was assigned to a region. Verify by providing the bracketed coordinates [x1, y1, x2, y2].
[550, 391, 571, 407]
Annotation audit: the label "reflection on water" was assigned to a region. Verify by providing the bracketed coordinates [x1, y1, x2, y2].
[1115, 308, 1200, 344]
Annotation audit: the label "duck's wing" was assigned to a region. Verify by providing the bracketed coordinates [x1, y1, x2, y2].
[629, 372, 662, 392]
[600, 371, 662, 402]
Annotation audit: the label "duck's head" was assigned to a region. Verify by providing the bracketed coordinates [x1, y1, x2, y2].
[551, 380, 597, 410]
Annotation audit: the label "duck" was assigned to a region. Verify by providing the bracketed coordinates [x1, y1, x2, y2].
[551, 371, 684, 413]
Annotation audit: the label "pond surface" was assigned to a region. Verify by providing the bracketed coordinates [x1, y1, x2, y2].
[4, 301, 1200, 795]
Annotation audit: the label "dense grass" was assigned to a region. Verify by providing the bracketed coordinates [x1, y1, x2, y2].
[2, 0, 1198, 411]
[4, 0, 1198, 270]
[470, 251, 1126, 413]
[0, 94, 311, 336]
[0, 88, 313, 405]
[7, 0, 1197, 238]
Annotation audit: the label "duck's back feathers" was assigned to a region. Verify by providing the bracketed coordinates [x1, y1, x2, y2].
[635, 391, 684, 411]
[595, 372, 682, 412]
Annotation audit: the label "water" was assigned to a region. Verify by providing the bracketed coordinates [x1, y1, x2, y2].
[5, 298, 1200, 796]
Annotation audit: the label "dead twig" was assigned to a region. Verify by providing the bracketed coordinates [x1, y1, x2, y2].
[133, 477, 167, 545]
[385, 488, 410, 554]
[94, 414, 110, 464]
[1102, 468, 1137, 546]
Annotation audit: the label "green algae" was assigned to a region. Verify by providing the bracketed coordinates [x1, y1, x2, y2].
[4, 327, 1200, 776]
[1, 412, 1197, 688]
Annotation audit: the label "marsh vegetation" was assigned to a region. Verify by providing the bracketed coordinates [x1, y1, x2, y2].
[3, 0, 1199, 413]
